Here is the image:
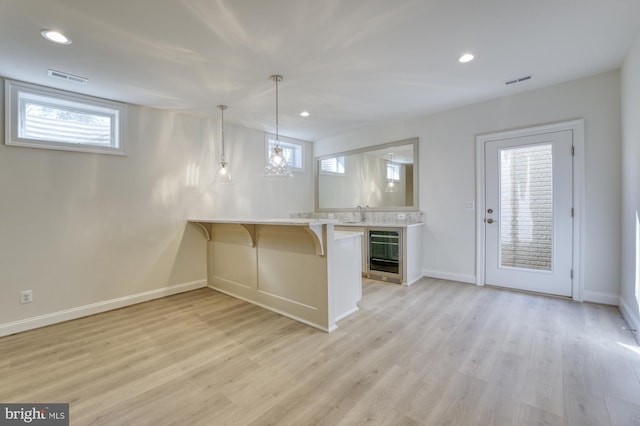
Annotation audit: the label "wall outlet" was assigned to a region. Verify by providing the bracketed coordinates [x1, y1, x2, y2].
[397, 213, 406, 220]
[465, 201, 475, 210]
[20, 290, 33, 304]
[327, 213, 335, 219]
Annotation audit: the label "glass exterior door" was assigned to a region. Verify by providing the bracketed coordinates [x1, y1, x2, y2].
[484, 130, 573, 296]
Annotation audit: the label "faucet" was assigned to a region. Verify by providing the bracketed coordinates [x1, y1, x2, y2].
[356, 205, 366, 222]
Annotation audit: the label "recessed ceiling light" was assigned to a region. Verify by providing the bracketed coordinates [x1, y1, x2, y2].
[300, 111, 310, 117]
[459, 53, 474, 63]
[41, 29, 72, 45]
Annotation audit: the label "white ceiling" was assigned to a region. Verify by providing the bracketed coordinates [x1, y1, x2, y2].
[1, 0, 639, 142]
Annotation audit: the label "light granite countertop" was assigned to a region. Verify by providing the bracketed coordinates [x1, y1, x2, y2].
[188, 218, 423, 228]
[335, 221, 424, 228]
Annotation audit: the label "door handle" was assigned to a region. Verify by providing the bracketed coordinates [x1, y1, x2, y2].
[486, 218, 496, 224]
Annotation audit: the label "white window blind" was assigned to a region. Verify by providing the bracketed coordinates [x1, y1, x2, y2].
[320, 156, 345, 174]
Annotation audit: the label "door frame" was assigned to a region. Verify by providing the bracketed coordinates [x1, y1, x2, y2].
[475, 119, 585, 301]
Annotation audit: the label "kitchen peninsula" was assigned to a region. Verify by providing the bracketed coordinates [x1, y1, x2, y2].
[188, 219, 362, 332]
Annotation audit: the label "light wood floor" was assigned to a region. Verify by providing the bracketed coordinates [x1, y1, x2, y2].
[2, 278, 640, 425]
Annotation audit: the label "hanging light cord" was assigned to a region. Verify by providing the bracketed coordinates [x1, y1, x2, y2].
[270, 75, 283, 148]
[217, 105, 227, 161]
[221, 106, 225, 159]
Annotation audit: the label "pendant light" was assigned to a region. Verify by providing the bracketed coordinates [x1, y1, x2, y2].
[385, 152, 398, 193]
[214, 105, 233, 184]
[262, 74, 293, 179]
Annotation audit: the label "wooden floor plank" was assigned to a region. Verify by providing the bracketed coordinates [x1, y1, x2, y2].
[520, 324, 565, 417]
[606, 395, 640, 426]
[1, 279, 639, 425]
[517, 403, 564, 426]
[470, 351, 529, 425]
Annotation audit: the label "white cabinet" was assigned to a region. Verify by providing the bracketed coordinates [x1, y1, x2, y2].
[402, 224, 424, 285]
[331, 231, 363, 322]
[335, 225, 367, 273]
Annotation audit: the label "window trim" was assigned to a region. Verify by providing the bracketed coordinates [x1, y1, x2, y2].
[264, 133, 305, 172]
[4, 79, 127, 156]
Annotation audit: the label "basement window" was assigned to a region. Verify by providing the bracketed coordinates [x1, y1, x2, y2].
[265, 133, 304, 171]
[4, 79, 126, 155]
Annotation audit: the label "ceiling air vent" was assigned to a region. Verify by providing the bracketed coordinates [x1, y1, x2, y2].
[47, 69, 88, 84]
[505, 75, 532, 85]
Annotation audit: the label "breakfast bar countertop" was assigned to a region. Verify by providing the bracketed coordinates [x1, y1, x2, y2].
[188, 218, 339, 226]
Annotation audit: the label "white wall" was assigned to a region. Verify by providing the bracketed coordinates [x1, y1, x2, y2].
[0, 78, 314, 334]
[317, 71, 622, 303]
[619, 33, 640, 332]
[205, 122, 314, 218]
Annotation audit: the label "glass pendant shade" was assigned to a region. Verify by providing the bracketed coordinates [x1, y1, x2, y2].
[384, 152, 397, 192]
[385, 180, 397, 192]
[214, 105, 233, 184]
[262, 74, 293, 179]
[215, 159, 233, 184]
[263, 143, 293, 179]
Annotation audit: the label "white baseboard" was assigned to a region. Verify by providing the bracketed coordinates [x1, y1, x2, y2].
[422, 269, 476, 285]
[583, 290, 620, 306]
[0, 280, 207, 338]
[403, 275, 424, 286]
[335, 306, 359, 323]
[619, 296, 640, 344]
[419, 270, 619, 305]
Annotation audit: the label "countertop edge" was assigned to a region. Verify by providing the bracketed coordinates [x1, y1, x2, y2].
[188, 218, 338, 226]
[188, 219, 424, 228]
[335, 222, 424, 228]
